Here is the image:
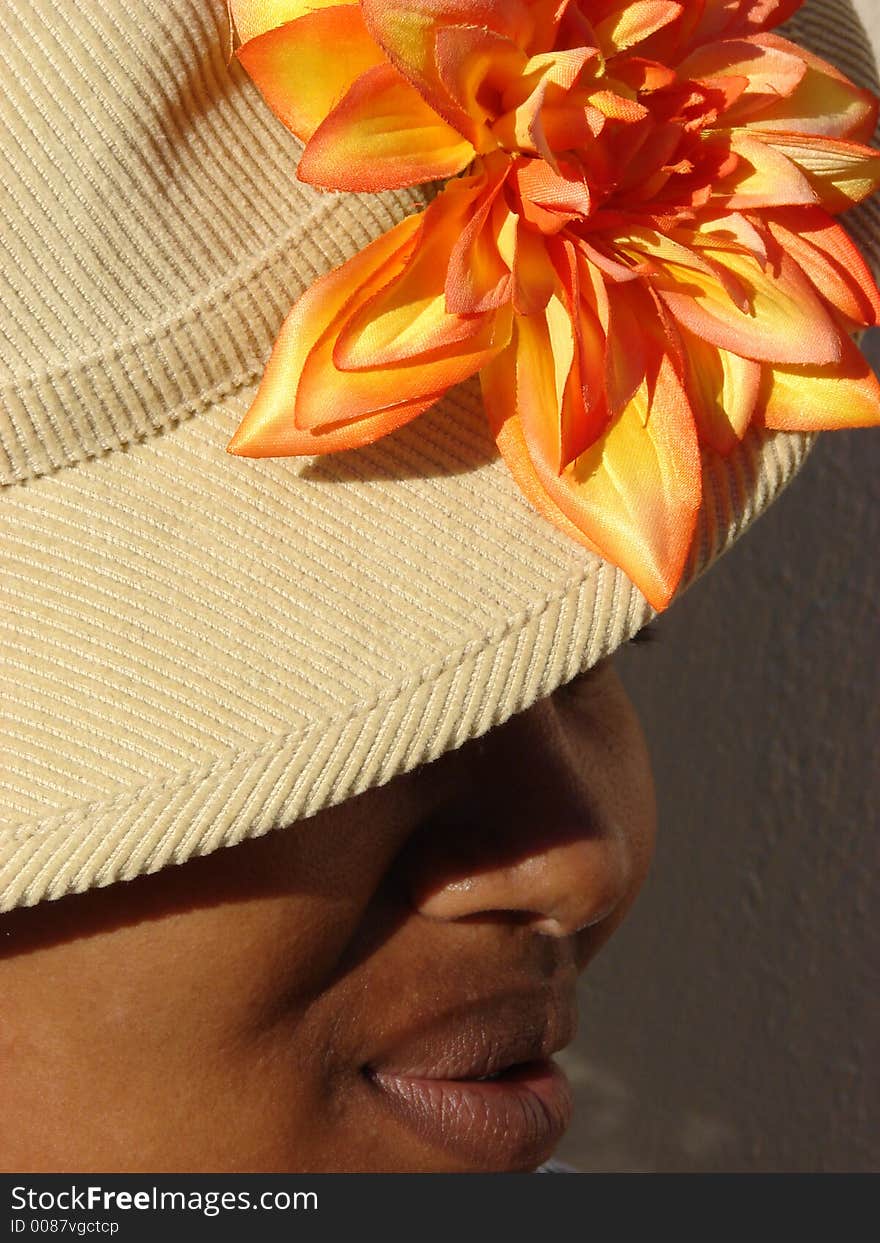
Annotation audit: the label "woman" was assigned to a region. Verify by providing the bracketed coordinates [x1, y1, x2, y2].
[0, 0, 877, 1172]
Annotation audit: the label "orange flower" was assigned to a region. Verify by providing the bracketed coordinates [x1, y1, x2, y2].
[226, 0, 880, 608]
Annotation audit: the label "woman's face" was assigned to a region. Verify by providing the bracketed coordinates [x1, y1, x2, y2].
[0, 657, 655, 1173]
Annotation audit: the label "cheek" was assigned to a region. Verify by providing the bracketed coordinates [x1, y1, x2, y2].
[0, 793, 416, 1172]
[0, 886, 386, 1171]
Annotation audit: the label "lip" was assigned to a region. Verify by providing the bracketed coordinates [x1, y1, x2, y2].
[364, 989, 576, 1170]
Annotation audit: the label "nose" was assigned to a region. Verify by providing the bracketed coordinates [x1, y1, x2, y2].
[402, 685, 639, 938]
[413, 831, 633, 937]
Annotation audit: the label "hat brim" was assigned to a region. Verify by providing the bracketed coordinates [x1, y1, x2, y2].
[0, 369, 812, 911]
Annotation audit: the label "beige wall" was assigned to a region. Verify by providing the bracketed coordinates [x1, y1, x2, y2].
[557, 325, 879, 1171]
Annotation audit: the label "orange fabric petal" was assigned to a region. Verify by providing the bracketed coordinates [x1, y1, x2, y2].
[757, 333, 880, 432]
[594, 1, 685, 58]
[636, 230, 843, 364]
[230, 0, 355, 44]
[719, 131, 818, 209]
[512, 298, 573, 474]
[682, 1, 805, 53]
[229, 396, 440, 456]
[298, 61, 475, 191]
[680, 328, 762, 453]
[605, 320, 649, 428]
[547, 368, 700, 610]
[507, 243, 609, 474]
[290, 173, 514, 427]
[764, 207, 880, 328]
[486, 310, 701, 609]
[227, 213, 424, 455]
[480, 345, 605, 557]
[435, 24, 526, 149]
[511, 222, 558, 314]
[514, 159, 593, 222]
[331, 173, 507, 372]
[754, 133, 880, 212]
[360, 0, 529, 139]
[444, 167, 514, 314]
[676, 36, 808, 125]
[299, 303, 510, 427]
[735, 33, 879, 140]
[236, 5, 384, 143]
[557, 242, 613, 464]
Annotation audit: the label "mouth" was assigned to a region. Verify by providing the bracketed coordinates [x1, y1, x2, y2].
[363, 990, 576, 1170]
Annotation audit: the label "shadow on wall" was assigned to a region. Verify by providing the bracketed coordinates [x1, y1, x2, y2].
[557, 328, 880, 1173]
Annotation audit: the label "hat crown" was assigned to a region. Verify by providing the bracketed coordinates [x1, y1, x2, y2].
[2, 1, 254, 375]
[0, 0, 427, 483]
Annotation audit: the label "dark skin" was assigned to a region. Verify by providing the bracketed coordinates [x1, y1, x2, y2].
[0, 657, 655, 1173]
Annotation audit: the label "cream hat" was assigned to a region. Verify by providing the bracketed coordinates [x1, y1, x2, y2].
[2, 0, 878, 912]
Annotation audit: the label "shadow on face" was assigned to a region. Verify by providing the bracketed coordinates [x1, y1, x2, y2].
[0, 657, 655, 1173]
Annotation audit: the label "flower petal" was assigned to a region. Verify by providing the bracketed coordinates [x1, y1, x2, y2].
[435, 23, 526, 146]
[298, 61, 475, 190]
[486, 307, 701, 609]
[680, 328, 762, 453]
[230, 0, 355, 44]
[227, 213, 424, 455]
[287, 173, 515, 425]
[637, 230, 844, 364]
[764, 207, 880, 328]
[757, 333, 880, 432]
[481, 344, 606, 555]
[445, 169, 514, 314]
[360, 0, 530, 139]
[719, 131, 818, 209]
[513, 298, 573, 474]
[594, 1, 685, 57]
[514, 159, 593, 222]
[229, 396, 438, 456]
[557, 242, 614, 463]
[755, 133, 880, 212]
[737, 33, 879, 140]
[481, 346, 606, 554]
[683, 0, 804, 50]
[676, 36, 807, 124]
[511, 221, 558, 314]
[510, 244, 614, 474]
[299, 302, 510, 427]
[603, 285, 648, 417]
[236, 5, 386, 143]
[333, 172, 506, 370]
[551, 370, 701, 608]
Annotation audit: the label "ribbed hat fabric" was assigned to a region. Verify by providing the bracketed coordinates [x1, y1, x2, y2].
[1, 0, 877, 911]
